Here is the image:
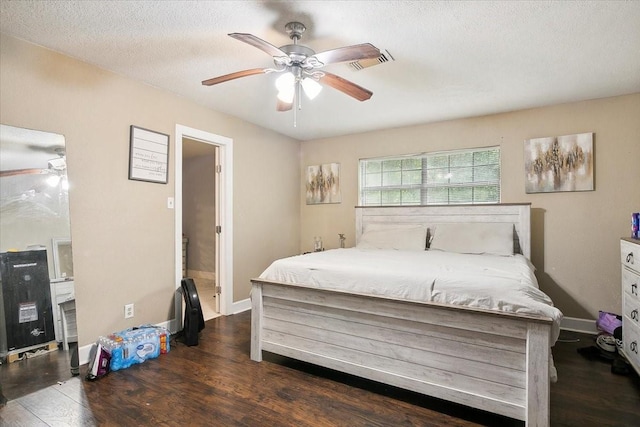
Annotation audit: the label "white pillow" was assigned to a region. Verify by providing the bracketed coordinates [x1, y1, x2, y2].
[429, 223, 514, 256]
[357, 226, 427, 251]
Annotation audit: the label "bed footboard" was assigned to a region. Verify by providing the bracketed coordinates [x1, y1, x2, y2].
[251, 280, 551, 426]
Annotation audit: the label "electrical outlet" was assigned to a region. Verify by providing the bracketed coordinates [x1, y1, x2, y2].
[124, 303, 134, 319]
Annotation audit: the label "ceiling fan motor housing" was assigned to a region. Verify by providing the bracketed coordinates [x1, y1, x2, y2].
[278, 44, 316, 66]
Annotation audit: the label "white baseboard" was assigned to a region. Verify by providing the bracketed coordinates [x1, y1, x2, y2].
[231, 298, 251, 314]
[78, 343, 93, 367]
[560, 316, 598, 335]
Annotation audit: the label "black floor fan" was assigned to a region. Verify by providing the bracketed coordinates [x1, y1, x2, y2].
[181, 278, 205, 346]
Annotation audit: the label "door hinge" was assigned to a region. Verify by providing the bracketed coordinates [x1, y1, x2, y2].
[216, 285, 222, 294]
[215, 225, 222, 234]
[216, 165, 222, 173]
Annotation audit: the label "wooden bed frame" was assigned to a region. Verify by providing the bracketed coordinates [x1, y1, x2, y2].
[251, 203, 552, 426]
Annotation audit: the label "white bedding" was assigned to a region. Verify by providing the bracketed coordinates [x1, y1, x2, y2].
[259, 248, 563, 344]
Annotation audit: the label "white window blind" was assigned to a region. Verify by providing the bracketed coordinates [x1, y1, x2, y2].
[359, 146, 500, 206]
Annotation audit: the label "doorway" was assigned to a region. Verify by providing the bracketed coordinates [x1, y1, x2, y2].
[182, 138, 219, 319]
[174, 125, 233, 323]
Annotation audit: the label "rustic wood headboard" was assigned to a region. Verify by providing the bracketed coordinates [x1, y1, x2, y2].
[355, 203, 531, 259]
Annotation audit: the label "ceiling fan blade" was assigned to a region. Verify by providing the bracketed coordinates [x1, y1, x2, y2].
[319, 72, 373, 101]
[0, 168, 47, 177]
[228, 33, 289, 58]
[202, 68, 267, 86]
[309, 43, 380, 67]
[276, 99, 293, 112]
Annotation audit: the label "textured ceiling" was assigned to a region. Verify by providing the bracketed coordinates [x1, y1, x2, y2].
[1, 1, 639, 141]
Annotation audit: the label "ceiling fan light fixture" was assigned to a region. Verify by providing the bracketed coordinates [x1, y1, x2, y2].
[46, 174, 61, 187]
[275, 72, 295, 102]
[277, 87, 294, 103]
[301, 77, 322, 100]
[275, 71, 294, 91]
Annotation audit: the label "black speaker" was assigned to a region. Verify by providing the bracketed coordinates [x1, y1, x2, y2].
[181, 278, 205, 346]
[1, 250, 55, 351]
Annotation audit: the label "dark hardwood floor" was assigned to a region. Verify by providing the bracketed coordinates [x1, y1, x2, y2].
[1, 311, 639, 426]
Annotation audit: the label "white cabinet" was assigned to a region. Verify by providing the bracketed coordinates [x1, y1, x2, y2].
[49, 279, 74, 344]
[620, 238, 640, 374]
[58, 299, 76, 351]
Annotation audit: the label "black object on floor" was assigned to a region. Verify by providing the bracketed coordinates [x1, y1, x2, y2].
[611, 356, 631, 375]
[577, 346, 615, 361]
[577, 346, 631, 376]
[181, 278, 205, 346]
[0, 384, 6, 408]
[70, 341, 79, 376]
[1, 250, 55, 350]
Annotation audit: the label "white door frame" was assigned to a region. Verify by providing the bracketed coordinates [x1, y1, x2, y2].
[174, 124, 233, 319]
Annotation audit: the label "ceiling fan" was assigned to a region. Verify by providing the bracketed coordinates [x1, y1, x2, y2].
[0, 148, 66, 178]
[202, 22, 380, 120]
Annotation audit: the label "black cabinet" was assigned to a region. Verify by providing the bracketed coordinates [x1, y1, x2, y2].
[1, 250, 55, 351]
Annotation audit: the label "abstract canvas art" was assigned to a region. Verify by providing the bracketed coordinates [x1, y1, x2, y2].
[524, 132, 594, 193]
[306, 163, 341, 204]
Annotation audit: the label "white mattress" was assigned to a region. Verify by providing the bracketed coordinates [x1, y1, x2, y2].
[259, 248, 563, 344]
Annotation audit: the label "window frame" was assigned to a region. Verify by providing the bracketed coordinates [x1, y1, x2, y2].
[359, 146, 501, 206]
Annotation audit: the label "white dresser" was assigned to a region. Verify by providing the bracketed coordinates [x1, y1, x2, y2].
[49, 278, 75, 345]
[621, 238, 640, 375]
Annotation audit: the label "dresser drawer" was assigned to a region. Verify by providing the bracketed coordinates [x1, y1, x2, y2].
[621, 317, 640, 371]
[623, 294, 640, 327]
[53, 280, 75, 303]
[621, 239, 640, 275]
[622, 267, 639, 301]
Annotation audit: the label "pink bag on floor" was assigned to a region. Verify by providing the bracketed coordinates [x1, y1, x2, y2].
[596, 311, 622, 335]
[86, 343, 111, 380]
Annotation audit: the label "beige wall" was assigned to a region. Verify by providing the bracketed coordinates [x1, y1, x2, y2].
[0, 34, 300, 346]
[300, 93, 640, 319]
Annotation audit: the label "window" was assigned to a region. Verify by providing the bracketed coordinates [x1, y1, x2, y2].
[359, 146, 500, 206]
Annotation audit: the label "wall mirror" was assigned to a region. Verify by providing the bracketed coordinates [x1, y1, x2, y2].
[0, 124, 76, 375]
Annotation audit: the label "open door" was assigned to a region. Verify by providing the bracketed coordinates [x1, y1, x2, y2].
[182, 138, 218, 320]
[174, 125, 233, 332]
[214, 145, 222, 313]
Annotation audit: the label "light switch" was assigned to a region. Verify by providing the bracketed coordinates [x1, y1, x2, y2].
[167, 197, 174, 209]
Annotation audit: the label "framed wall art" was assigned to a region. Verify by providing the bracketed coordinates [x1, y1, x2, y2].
[129, 125, 170, 184]
[524, 132, 594, 193]
[306, 163, 341, 204]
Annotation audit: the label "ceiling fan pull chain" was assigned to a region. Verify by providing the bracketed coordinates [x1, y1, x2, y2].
[294, 79, 301, 127]
[293, 96, 297, 128]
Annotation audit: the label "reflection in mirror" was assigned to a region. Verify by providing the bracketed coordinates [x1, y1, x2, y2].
[52, 237, 74, 279]
[0, 124, 76, 389]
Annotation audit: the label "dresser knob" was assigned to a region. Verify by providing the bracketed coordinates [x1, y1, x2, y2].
[632, 283, 638, 296]
[627, 252, 635, 264]
[631, 341, 638, 354]
[632, 309, 639, 321]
